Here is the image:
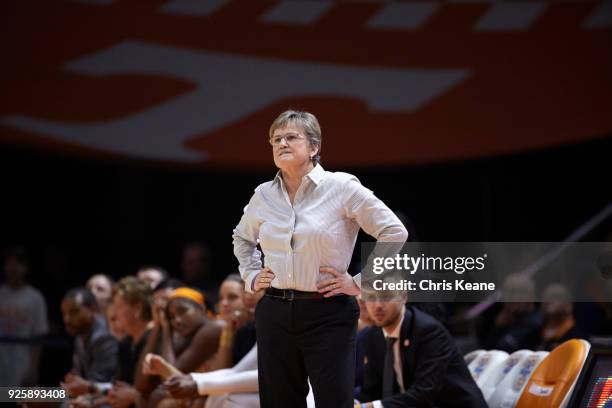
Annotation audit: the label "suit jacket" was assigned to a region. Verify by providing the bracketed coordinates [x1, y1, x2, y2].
[359, 306, 487, 408]
[73, 315, 118, 382]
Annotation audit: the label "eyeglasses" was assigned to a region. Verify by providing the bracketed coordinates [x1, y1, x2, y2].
[269, 133, 306, 146]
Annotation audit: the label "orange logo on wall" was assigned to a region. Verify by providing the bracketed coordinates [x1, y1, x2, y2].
[1, 0, 611, 168]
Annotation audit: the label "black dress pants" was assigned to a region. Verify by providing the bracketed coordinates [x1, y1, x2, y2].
[255, 293, 359, 408]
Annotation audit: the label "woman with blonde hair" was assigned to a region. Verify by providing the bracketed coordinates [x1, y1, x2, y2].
[233, 110, 408, 407]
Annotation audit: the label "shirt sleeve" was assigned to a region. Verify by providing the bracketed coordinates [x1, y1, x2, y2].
[232, 188, 264, 293]
[232, 345, 258, 372]
[191, 344, 259, 395]
[342, 177, 409, 288]
[93, 382, 113, 393]
[372, 400, 384, 408]
[190, 369, 259, 396]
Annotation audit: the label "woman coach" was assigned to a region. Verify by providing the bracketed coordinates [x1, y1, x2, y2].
[232, 110, 408, 408]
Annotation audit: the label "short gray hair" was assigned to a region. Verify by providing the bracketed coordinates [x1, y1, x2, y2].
[269, 110, 322, 165]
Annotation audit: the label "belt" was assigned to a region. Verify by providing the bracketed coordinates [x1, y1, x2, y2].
[265, 287, 326, 301]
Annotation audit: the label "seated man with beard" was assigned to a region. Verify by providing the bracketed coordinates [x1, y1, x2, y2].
[60, 287, 118, 397]
[357, 289, 486, 408]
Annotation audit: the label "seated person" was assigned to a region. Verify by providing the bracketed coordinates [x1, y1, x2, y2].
[357, 290, 487, 408]
[482, 274, 542, 352]
[147, 278, 184, 354]
[72, 276, 153, 408]
[137, 265, 168, 290]
[147, 345, 259, 408]
[145, 281, 266, 407]
[60, 287, 118, 397]
[224, 274, 259, 366]
[152, 279, 185, 316]
[126, 280, 183, 400]
[86, 273, 114, 313]
[86, 274, 123, 343]
[155, 344, 314, 408]
[537, 283, 585, 351]
[142, 287, 223, 406]
[106, 300, 126, 340]
[207, 274, 255, 371]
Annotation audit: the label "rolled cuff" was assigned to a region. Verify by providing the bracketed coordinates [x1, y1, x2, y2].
[94, 382, 112, 393]
[352, 273, 362, 289]
[244, 270, 259, 294]
[190, 372, 220, 396]
[190, 372, 205, 395]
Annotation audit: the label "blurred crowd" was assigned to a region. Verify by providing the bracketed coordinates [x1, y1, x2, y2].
[1, 243, 612, 408]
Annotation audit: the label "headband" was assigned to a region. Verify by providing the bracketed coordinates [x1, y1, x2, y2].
[168, 287, 205, 306]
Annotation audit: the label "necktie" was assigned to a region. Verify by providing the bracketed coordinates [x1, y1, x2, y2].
[382, 337, 397, 398]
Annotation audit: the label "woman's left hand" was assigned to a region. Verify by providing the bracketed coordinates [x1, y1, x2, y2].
[316, 267, 360, 297]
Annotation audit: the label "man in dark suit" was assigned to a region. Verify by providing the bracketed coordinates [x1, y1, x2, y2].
[59, 287, 118, 397]
[357, 291, 486, 408]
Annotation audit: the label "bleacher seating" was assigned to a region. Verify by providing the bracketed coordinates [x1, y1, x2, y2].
[465, 339, 590, 408]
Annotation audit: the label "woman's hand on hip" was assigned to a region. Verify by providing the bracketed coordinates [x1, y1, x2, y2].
[253, 267, 275, 291]
[316, 267, 360, 297]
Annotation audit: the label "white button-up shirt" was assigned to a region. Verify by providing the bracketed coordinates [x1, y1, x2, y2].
[232, 164, 408, 293]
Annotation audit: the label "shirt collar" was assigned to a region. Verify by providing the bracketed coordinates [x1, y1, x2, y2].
[306, 164, 325, 185]
[383, 306, 406, 340]
[273, 164, 326, 187]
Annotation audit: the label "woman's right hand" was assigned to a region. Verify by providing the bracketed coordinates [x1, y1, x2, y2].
[143, 353, 179, 380]
[151, 297, 167, 327]
[253, 267, 275, 291]
[158, 309, 170, 330]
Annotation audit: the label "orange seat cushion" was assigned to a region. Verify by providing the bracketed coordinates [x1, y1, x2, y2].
[516, 339, 588, 408]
